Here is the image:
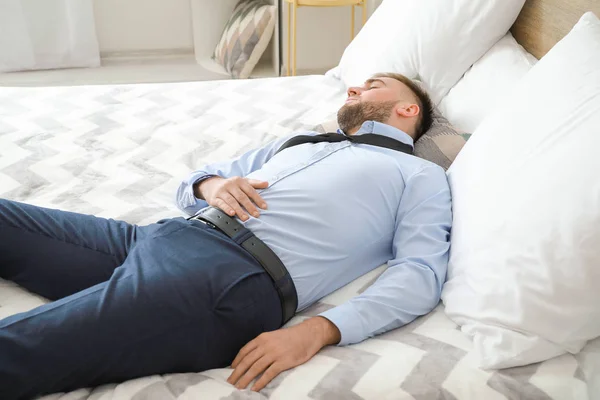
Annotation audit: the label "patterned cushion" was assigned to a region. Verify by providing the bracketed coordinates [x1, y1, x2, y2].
[414, 110, 469, 170]
[213, 0, 276, 79]
[313, 109, 468, 170]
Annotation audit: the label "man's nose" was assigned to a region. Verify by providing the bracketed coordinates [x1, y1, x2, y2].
[347, 86, 363, 97]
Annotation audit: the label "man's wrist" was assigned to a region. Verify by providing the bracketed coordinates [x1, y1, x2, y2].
[305, 316, 341, 346]
[193, 175, 220, 199]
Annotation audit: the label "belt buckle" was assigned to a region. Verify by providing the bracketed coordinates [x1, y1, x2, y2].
[197, 216, 217, 230]
[191, 214, 216, 230]
[205, 220, 217, 229]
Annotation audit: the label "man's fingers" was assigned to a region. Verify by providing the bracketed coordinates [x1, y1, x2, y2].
[220, 193, 249, 221]
[240, 182, 267, 210]
[227, 348, 263, 386]
[251, 362, 285, 392]
[235, 355, 274, 389]
[230, 187, 260, 218]
[231, 339, 259, 369]
[214, 198, 236, 217]
[246, 179, 269, 189]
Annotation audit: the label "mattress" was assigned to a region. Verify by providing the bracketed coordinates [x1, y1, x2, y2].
[0, 75, 598, 400]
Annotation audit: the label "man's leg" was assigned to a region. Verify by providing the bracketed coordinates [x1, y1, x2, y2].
[0, 199, 142, 299]
[0, 217, 282, 400]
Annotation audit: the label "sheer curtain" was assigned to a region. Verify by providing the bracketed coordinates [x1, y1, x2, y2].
[0, 0, 100, 72]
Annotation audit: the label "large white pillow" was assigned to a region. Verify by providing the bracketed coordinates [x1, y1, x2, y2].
[332, 0, 525, 103]
[442, 12, 600, 369]
[439, 32, 537, 133]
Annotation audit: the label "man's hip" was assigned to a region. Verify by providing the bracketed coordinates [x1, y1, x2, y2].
[189, 207, 298, 325]
[0, 212, 282, 399]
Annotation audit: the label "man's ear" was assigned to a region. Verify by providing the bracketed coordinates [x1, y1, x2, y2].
[396, 103, 420, 118]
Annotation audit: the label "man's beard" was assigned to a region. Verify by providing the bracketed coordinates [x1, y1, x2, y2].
[337, 100, 397, 134]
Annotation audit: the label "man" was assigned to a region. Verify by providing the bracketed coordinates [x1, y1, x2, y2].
[0, 73, 451, 399]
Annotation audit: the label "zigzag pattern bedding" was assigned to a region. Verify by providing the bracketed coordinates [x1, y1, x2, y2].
[0, 75, 598, 400]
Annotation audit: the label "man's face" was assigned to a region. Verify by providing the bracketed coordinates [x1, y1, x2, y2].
[345, 77, 407, 105]
[337, 77, 415, 134]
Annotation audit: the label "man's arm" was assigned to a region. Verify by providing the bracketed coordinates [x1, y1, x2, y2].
[227, 165, 452, 392]
[319, 165, 452, 345]
[226, 316, 340, 391]
[175, 133, 295, 216]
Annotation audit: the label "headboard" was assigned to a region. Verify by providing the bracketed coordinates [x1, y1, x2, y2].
[510, 0, 600, 59]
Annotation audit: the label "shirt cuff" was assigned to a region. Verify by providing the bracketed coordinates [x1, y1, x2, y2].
[177, 172, 216, 214]
[319, 303, 366, 346]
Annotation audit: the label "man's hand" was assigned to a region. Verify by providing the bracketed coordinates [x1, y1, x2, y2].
[196, 176, 269, 221]
[227, 317, 341, 392]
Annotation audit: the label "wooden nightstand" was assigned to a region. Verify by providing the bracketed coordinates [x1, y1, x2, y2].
[284, 0, 367, 76]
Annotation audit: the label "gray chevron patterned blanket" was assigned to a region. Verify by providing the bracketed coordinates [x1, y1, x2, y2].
[0, 75, 598, 400]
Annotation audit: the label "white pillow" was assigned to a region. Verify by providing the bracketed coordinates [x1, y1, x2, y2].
[439, 33, 537, 133]
[442, 12, 600, 369]
[333, 0, 526, 103]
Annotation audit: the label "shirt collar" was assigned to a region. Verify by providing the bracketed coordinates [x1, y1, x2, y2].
[337, 121, 414, 147]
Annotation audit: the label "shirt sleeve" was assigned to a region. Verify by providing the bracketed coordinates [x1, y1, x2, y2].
[319, 165, 452, 345]
[175, 133, 304, 216]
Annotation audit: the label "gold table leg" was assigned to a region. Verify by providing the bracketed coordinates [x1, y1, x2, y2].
[362, 0, 367, 25]
[287, 1, 291, 76]
[292, 1, 298, 76]
[351, 5, 355, 40]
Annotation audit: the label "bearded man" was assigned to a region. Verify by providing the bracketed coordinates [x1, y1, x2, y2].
[0, 73, 452, 399]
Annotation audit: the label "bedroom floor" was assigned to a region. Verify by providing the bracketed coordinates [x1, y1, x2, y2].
[0, 54, 315, 87]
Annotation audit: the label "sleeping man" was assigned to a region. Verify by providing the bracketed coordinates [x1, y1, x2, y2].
[0, 73, 452, 399]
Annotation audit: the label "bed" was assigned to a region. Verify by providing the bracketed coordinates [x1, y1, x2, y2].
[1, 0, 599, 399]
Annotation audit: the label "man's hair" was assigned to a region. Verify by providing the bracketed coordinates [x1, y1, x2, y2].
[371, 72, 434, 139]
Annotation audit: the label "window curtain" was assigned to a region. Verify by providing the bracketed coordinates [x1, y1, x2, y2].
[0, 0, 100, 72]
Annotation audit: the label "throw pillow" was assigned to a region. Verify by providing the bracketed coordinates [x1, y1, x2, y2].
[439, 32, 537, 133]
[442, 12, 600, 369]
[213, 0, 276, 79]
[329, 0, 526, 103]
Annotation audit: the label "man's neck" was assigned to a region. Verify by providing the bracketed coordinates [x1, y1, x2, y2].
[345, 126, 360, 136]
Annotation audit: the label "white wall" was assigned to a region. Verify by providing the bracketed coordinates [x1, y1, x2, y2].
[93, 0, 194, 53]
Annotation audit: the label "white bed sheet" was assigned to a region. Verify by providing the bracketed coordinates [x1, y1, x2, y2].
[0, 75, 598, 400]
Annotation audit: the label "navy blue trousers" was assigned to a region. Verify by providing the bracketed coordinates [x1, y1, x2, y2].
[0, 199, 281, 400]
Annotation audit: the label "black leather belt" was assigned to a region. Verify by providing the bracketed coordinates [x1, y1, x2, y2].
[190, 206, 298, 325]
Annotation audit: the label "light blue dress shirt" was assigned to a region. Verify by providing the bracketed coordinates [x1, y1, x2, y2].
[176, 121, 452, 346]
